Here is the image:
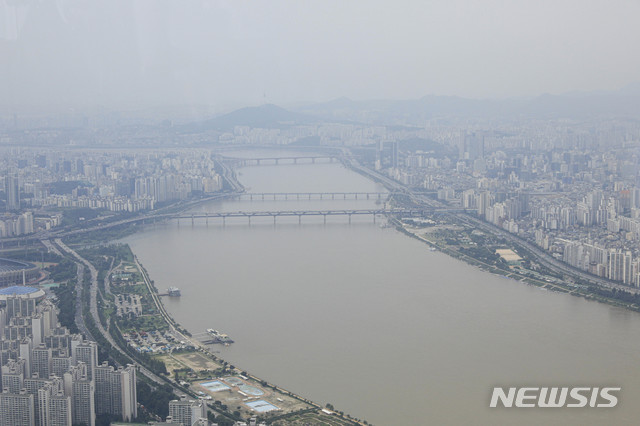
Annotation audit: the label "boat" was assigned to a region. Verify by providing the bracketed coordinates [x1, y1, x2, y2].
[206, 328, 234, 344]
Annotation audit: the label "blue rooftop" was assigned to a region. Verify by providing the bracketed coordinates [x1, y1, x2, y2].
[0, 286, 39, 295]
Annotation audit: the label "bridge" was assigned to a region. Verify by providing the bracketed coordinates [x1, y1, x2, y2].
[234, 192, 390, 201]
[220, 155, 339, 166]
[176, 209, 393, 224]
[173, 208, 468, 225]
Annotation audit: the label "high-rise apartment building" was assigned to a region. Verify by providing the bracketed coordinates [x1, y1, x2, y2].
[5, 174, 20, 211]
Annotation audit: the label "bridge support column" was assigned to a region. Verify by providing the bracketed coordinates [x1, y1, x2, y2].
[309, 194, 311, 200]
[273, 216, 276, 225]
[332, 194, 335, 200]
[366, 194, 370, 199]
[297, 193, 300, 200]
[294, 158, 297, 164]
[348, 214, 352, 224]
[312, 157, 316, 164]
[206, 214, 208, 226]
[323, 214, 327, 224]
[191, 215, 194, 226]
[373, 213, 376, 223]
[298, 215, 302, 224]
[355, 193, 358, 200]
[248, 216, 251, 225]
[275, 159, 279, 165]
[222, 216, 226, 226]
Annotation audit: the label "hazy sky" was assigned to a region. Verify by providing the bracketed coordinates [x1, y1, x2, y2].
[1, 0, 639, 111]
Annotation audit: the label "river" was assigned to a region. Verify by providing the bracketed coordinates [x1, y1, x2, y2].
[124, 152, 640, 425]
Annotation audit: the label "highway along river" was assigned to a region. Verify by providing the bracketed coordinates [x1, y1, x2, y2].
[125, 150, 640, 425]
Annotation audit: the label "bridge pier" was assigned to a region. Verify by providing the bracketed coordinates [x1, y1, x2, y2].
[298, 214, 302, 224]
[332, 194, 335, 200]
[191, 215, 194, 226]
[348, 214, 352, 224]
[323, 214, 327, 224]
[222, 216, 226, 226]
[373, 213, 376, 223]
[312, 157, 316, 164]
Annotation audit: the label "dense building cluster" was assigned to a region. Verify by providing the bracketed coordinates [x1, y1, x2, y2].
[375, 119, 640, 287]
[0, 289, 136, 426]
[0, 149, 224, 237]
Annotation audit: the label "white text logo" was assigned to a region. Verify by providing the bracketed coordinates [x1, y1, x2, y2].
[489, 387, 620, 408]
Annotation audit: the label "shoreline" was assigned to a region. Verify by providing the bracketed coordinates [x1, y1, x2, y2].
[130, 248, 368, 425]
[389, 216, 640, 313]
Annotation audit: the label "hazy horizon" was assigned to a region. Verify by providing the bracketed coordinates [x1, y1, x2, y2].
[1, 0, 639, 111]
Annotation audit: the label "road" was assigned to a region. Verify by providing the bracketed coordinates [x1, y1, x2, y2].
[53, 238, 183, 393]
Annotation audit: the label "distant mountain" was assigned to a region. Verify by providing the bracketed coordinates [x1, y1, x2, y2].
[184, 104, 316, 131]
[297, 87, 640, 123]
[181, 85, 640, 132]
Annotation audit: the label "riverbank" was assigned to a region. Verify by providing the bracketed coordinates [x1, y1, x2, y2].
[112, 244, 368, 425]
[389, 215, 640, 313]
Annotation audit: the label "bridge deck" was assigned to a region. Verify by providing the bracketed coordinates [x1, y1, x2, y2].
[234, 192, 389, 200]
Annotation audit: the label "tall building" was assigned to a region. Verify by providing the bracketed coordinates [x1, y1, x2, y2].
[390, 142, 399, 169]
[463, 132, 485, 161]
[5, 174, 20, 211]
[72, 340, 97, 382]
[1, 358, 26, 393]
[94, 362, 137, 421]
[168, 398, 207, 426]
[24, 376, 51, 426]
[49, 391, 72, 426]
[32, 344, 52, 380]
[64, 364, 95, 426]
[0, 390, 35, 426]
